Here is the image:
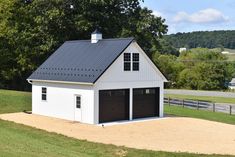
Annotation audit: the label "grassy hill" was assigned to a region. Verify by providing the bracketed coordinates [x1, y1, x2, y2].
[202, 47, 235, 61]
[165, 30, 235, 49]
[222, 48, 235, 61]
[224, 48, 235, 53]
[226, 54, 235, 61]
[0, 89, 31, 114]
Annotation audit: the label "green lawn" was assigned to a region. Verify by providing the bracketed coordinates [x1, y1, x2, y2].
[165, 94, 235, 104]
[0, 119, 233, 157]
[224, 48, 235, 53]
[165, 105, 235, 125]
[0, 89, 31, 114]
[223, 48, 235, 61]
[0, 89, 235, 157]
[226, 54, 235, 61]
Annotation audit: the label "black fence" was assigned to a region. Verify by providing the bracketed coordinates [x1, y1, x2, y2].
[164, 97, 235, 115]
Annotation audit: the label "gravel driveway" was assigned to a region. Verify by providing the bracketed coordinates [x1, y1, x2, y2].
[165, 89, 235, 98]
[1, 113, 235, 155]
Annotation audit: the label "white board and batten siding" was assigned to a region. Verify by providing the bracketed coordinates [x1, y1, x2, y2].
[94, 41, 165, 124]
[32, 82, 95, 124]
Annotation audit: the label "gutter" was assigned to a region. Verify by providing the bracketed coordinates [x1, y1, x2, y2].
[26, 79, 94, 86]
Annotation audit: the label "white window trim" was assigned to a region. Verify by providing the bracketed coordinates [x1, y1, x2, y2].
[123, 53, 132, 71]
[75, 95, 82, 109]
[123, 52, 140, 72]
[41, 87, 47, 102]
[132, 53, 139, 71]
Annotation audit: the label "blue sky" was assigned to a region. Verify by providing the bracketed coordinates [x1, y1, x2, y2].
[141, 0, 235, 34]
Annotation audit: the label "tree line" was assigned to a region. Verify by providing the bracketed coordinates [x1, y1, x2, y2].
[0, 0, 167, 91]
[164, 30, 235, 49]
[1, 0, 235, 91]
[153, 48, 235, 90]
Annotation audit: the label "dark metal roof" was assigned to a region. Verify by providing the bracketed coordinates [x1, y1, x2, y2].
[28, 38, 134, 83]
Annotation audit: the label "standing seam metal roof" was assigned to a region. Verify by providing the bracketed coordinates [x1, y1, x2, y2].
[27, 38, 134, 83]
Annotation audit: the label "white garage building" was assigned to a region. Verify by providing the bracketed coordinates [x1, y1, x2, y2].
[27, 30, 167, 124]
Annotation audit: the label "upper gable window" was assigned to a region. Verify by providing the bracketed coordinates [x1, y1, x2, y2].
[124, 53, 131, 71]
[132, 53, 139, 71]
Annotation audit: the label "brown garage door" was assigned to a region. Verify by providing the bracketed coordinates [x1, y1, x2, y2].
[133, 88, 159, 119]
[99, 89, 129, 123]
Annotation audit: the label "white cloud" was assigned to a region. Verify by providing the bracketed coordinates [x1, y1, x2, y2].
[173, 8, 229, 23]
[152, 10, 163, 17]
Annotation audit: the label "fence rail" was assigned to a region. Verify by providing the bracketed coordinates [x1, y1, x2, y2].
[164, 97, 235, 115]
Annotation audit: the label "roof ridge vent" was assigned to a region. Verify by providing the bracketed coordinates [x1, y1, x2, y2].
[91, 29, 102, 43]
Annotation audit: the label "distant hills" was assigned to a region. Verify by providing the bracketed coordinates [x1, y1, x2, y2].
[164, 30, 235, 49]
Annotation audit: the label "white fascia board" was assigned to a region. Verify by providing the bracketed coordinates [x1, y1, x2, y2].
[27, 79, 94, 86]
[132, 42, 168, 82]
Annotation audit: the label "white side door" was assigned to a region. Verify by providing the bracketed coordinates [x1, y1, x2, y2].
[74, 95, 82, 122]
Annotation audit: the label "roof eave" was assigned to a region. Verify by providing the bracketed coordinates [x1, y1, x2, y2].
[27, 79, 94, 86]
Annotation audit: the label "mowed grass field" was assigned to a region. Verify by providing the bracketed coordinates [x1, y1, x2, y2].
[165, 94, 235, 104]
[224, 48, 235, 53]
[165, 105, 235, 125]
[0, 89, 235, 157]
[0, 89, 31, 114]
[223, 48, 235, 61]
[225, 53, 235, 61]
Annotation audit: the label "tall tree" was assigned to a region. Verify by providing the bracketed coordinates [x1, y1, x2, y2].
[0, 0, 168, 90]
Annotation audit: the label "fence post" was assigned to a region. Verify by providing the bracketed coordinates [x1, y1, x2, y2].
[197, 101, 199, 110]
[213, 103, 215, 112]
[230, 105, 232, 115]
[168, 97, 170, 106]
[182, 99, 184, 108]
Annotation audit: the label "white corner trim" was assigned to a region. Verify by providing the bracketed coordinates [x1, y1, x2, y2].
[27, 79, 94, 86]
[132, 42, 168, 82]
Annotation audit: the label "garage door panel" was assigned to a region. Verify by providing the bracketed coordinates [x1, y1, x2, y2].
[99, 89, 129, 123]
[133, 88, 159, 119]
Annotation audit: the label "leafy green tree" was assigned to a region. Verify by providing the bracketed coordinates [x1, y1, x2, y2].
[157, 39, 179, 56]
[176, 48, 233, 90]
[177, 68, 201, 90]
[152, 52, 184, 88]
[154, 47, 235, 90]
[0, 0, 168, 90]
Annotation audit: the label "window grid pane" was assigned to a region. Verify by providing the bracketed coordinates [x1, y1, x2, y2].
[42, 87, 47, 94]
[132, 53, 139, 71]
[76, 96, 81, 108]
[124, 53, 131, 61]
[133, 53, 139, 61]
[133, 62, 139, 71]
[124, 62, 131, 71]
[42, 94, 47, 101]
[42, 87, 47, 101]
